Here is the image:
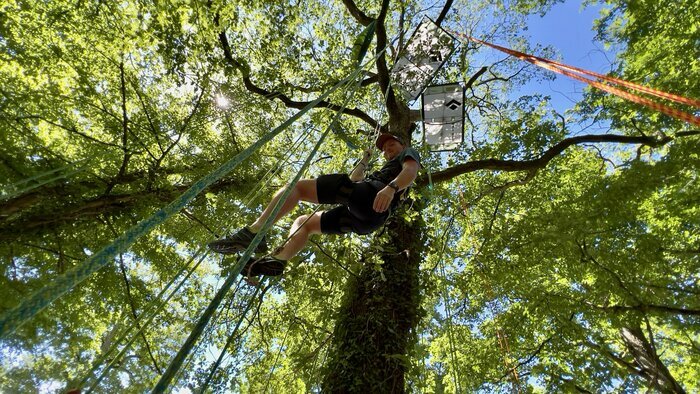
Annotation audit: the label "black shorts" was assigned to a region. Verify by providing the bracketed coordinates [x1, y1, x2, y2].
[316, 174, 389, 235]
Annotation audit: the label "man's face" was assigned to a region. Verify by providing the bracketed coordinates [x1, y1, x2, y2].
[381, 138, 404, 160]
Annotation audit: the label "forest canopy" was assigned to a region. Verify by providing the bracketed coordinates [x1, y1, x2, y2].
[1, 0, 698, 392]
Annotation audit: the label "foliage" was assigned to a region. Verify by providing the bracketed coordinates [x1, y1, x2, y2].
[0, 0, 698, 393]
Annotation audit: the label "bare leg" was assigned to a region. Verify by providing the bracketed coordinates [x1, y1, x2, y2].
[250, 179, 319, 232]
[274, 212, 323, 260]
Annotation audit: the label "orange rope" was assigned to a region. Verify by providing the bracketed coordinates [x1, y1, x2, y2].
[452, 32, 700, 127]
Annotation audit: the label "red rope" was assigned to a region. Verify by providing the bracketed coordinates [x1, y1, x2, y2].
[451, 32, 700, 127]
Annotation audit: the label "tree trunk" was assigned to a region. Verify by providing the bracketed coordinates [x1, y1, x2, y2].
[322, 199, 426, 392]
[620, 325, 686, 394]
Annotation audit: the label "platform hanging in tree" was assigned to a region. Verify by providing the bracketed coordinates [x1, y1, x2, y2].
[422, 83, 465, 151]
[390, 17, 457, 102]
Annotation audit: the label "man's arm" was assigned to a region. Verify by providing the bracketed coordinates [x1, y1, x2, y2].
[372, 158, 420, 213]
[349, 148, 372, 182]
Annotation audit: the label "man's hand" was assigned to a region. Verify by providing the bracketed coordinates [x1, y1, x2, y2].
[362, 147, 372, 162]
[373, 186, 395, 213]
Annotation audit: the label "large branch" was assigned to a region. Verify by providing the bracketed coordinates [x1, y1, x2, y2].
[339, 0, 402, 136]
[621, 325, 687, 394]
[217, 29, 380, 130]
[0, 176, 247, 241]
[587, 302, 700, 317]
[435, 0, 454, 26]
[374, 0, 395, 107]
[340, 0, 373, 25]
[104, 59, 132, 196]
[418, 133, 676, 186]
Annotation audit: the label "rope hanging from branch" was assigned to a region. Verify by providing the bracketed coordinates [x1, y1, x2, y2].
[451, 31, 700, 127]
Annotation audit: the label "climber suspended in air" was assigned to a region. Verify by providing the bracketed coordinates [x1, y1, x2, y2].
[208, 132, 421, 279]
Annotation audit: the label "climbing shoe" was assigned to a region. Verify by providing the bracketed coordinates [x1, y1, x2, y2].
[241, 256, 287, 277]
[208, 227, 268, 255]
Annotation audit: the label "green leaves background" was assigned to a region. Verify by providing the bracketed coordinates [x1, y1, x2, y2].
[1, 0, 698, 392]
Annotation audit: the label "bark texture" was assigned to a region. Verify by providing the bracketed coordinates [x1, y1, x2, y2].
[620, 325, 686, 394]
[322, 199, 426, 392]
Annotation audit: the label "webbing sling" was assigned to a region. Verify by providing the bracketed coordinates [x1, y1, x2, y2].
[452, 32, 700, 127]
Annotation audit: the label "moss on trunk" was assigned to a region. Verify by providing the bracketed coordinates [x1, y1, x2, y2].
[322, 199, 426, 393]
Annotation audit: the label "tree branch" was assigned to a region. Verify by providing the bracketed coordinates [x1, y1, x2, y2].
[465, 66, 488, 90]
[578, 239, 641, 304]
[583, 340, 644, 378]
[104, 59, 132, 195]
[117, 253, 162, 375]
[0, 176, 247, 240]
[435, 0, 454, 26]
[21, 243, 81, 261]
[309, 239, 358, 278]
[181, 209, 219, 238]
[217, 28, 380, 130]
[585, 302, 700, 317]
[12, 115, 123, 149]
[340, 0, 373, 25]
[418, 133, 675, 186]
[374, 0, 394, 105]
[499, 334, 553, 381]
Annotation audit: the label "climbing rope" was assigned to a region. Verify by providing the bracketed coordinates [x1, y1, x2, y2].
[82, 247, 213, 392]
[172, 276, 247, 390]
[431, 212, 463, 393]
[84, 167, 285, 391]
[79, 124, 317, 389]
[153, 121, 331, 393]
[450, 31, 700, 127]
[0, 58, 369, 340]
[198, 282, 271, 393]
[242, 125, 314, 206]
[152, 64, 369, 392]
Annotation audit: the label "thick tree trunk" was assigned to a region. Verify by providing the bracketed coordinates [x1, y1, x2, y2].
[322, 199, 425, 392]
[620, 325, 686, 394]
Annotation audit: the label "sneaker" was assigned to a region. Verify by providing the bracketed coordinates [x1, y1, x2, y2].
[241, 256, 287, 277]
[208, 227, 268, 255]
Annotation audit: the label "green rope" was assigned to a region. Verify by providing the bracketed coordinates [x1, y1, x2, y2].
[436, 215, 462, 393]
[242, 126, 312, 206]
[154, 112, 339, 391]
[172, 274, 246, 388]
[0, 65, 364, 340]
[198, 282, 270, 393]
[84, 249, 211, 392]
[152, 128, 330, 392]
[83, 195, 260, 389]
[153, 68, 366, 392]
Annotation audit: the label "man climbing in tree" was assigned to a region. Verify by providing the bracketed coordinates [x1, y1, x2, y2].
[208, 132, 421, 278]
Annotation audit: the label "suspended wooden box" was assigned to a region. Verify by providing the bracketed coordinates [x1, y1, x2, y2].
[422, 83, 465, 151]
[390, 17, 457, 102]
